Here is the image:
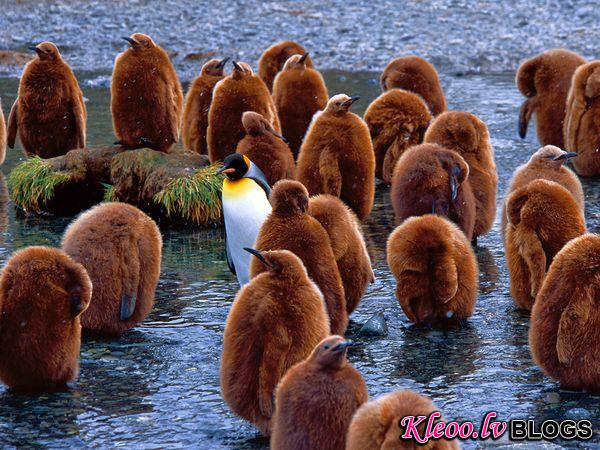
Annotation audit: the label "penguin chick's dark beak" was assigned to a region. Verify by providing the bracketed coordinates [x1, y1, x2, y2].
[450, 176, 459, 202]
[217, 57, 230, 69]
[332, 341, 362, 352]
[28, 46, 44, 56]
[243, 248, 272, 267]
[341, 96, 360, 107]
[298, 52, 309, 64]
[553, 151, 578, 161]
[122, 36, 138, 47]
[270, 130, 289, 144]
[231, 60, 243, 72]
[70, 294, 86, 316]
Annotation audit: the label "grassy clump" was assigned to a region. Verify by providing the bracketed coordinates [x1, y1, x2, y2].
[101, 183, 118, 203]
[8, 157, 72, 213]
[154, 163, 223, 224]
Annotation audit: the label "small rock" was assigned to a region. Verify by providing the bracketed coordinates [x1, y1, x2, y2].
[357, 312, 387, 336]
[565, 407, 591, 420]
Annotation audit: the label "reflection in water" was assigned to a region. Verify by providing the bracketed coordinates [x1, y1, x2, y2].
[475, 246, 499, 295]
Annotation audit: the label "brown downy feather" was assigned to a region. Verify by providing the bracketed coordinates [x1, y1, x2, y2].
[258, 41, 314, 92]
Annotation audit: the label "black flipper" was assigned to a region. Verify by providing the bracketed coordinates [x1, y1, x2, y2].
[139, 137, 155, 148]
[225, 238, 236, 275]
[120, 291, 137, 321]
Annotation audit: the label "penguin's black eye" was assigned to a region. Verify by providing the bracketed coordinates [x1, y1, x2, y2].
[324, 345, 330, 350]
[336, 102, 342, 107]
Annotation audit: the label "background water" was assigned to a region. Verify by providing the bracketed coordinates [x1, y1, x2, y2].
[0, 71, 598, 449]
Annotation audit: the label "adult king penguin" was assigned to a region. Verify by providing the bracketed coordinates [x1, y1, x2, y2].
[219, 153, 272, 286]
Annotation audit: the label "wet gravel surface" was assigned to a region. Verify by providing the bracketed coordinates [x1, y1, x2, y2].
[0, 70, 598, 448]
[0, 0, 599, 82]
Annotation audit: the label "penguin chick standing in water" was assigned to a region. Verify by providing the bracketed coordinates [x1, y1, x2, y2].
[181, 57, 229, 155]
[236, 111, 295, 185]
[7, 42, 86, 158]
[271, 335, 369, 450]
[252, 180, 348, 334]
[258, 41, 314, 92]
[529, 234, 600, 392]
[296, 94, 375, 220]
[208, 61, 280, 162]
[221, 249, 330, 435]
[505, 179, 586, 311]
[219, 153, 272, 286]
[272, 53, 329, 158]
[387, 214, 478, 327]
[111, 33, 183, 152]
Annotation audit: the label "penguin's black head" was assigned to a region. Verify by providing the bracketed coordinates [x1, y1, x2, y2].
[218, 154, 249, 180]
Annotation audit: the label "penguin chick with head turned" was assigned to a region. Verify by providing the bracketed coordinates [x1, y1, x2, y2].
[308, 194, 374, 315]
[391, 143, 476, 241]
[564, 60, 600, 177]
[271, 335, 368, 450]
[296, 94, 375, 220]
[208, 61, 280, 162]
[529, 234, 600, 393]
[7, 42, 86, 158]
[181, 57, 229, 155]
[505, 179, 586, 311]
[0, 98, 6, 165]
[387, 215, 478, 327]
[236, 111, 295, 185]
[0, 246, 91, 391]
[111, 33, 183, 152]
[258, 41, 314, 92]
[347, 389, 460, 450]
[272, 53, 328, 158]
[61, 203, 162, 337]
[221, 248, 330, 435]
[501, 145, 583, 242]
[364, 88, 432, 183]
[380, 56, 446, 116]
[424, 111, 498, 241]
[219, 153, 272, 286]
[251, 180, 347, 334]
[516, 49, 585, 148]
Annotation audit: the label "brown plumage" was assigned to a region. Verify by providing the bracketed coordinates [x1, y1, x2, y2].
[7, 42, 86, 158]
[111, 33, 183, 152]
[387, 215, 478, 327]
[221, 249, 330, 435]
[380, 56, 446, 116]
[258, 41, 314, 92]
[516, 49, 585, 148]
[364, 89, 432, 183]
[0, 98, 6, 165]
[391, 143, 476, 241]
[271, 335, 368, 450]
[308, 194, 374, 314]
[424, 111, 498, 240]
[0, 246, 91, 391]
[564, 60, 600, 177]
[207, 61, 280, 162]
[346, 390, 460, 450]
[181, 58, 228, 154]
[236, 111, 295, 185]
[251, 180, 348, 334]
[61, 203, 162, 336]
[501, 145, 584, 242]
[529, 234, 600, 392]
[272, 53, 328, 158]
[296, 94, 375, 220]
[505, 179, 586, 311]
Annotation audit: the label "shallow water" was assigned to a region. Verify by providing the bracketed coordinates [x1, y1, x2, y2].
[0, 71, 598, 449]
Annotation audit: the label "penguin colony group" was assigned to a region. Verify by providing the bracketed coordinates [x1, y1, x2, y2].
[0, 36, 597, 449]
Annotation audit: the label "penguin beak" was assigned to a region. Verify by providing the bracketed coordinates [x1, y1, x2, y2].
[553, 151, 578, 161]
[269, 129, 289, 144]
[341, 96, 360, 107]
[122, 36, 139, 48]
[298, 52, 309, 64]
[28, 46, 44, 56]
[231, 60, 243, 72]
[450, 166, 461, 202]
[216, 57, 230, 69]
[218, 167, 235, 175]
[244, 248, 272, 267]
[70, 293, 86, 317]
[332, 341, 361, 352]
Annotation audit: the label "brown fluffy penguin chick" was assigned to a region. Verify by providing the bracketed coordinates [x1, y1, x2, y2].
[271, 335, 368, 450]
[516, 49, 585, 148]
[564, 60, 600, 177]
[529, 234, 600, 392]
[424, 111, 498, 240]
[111, 33, 183, 152]
[272, 53, 328, 158]
[181, 58, 228, 154]
[387, 215, 478, 327]
[236, 111, 295, 185]
[251, 180, 348, 334]
[296, 94, 375, 220]
[505, 180, 586, 311]
[364, 89, 432, 183]
[61, 203, 162, 336]
[308, 194, 374, 314]
[391, 143, 476, 241]
[0, 98, 6, 165]
[380, 56, 446, 116]
[7, 42, 86, 158]
[347, 390, 460, 450]
[258, 41, 314, 92]
[208, 61, 280, 162]
[501, 145, 584, 242]
[0, 246, 91, 391]
[221, 249, 330, 435]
